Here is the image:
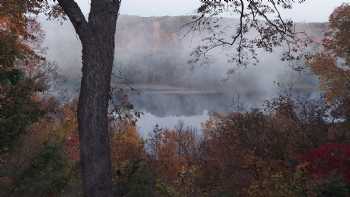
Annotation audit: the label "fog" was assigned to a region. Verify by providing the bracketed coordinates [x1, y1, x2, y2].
[40, 15, 325, 128]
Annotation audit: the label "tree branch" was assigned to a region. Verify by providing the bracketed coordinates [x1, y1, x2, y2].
[56, 0, 89, 39]
[190, 0, 307, 65]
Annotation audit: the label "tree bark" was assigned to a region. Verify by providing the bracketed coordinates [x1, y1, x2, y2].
[56, 0, 121, 196]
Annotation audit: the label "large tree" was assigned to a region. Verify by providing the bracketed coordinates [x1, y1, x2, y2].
[55, 0, 121, 196]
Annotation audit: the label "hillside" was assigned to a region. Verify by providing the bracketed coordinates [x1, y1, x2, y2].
[41, 15, 326, 99]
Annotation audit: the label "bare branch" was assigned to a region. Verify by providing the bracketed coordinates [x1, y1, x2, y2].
[191, 0, 308, 66]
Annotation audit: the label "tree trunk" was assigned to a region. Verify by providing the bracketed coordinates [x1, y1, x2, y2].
[56, 0, 121, 196]
[77, 40, 114, 197]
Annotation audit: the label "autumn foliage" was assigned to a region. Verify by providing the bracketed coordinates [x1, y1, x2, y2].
[1, 2, 350, 197]
[300, 143, 350, 184]
[309, 3, 350, 119]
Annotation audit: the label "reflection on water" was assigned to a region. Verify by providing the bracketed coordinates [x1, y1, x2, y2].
[130, 89, 256, 136]
[123, 84, 316, 136]
[129, 90, 263, 116]
[130, 92, 232, 117]
[129, 90, 232, 136]
[137, 111, 209, 136]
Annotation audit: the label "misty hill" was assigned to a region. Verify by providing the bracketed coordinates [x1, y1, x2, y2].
[42, 15, 326, 103]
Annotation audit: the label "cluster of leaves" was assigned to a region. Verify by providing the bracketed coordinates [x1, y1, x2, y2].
[147, 124, 200, 197]
[197, 97, 349, 196]
[0, 2, 76, 196]
[0, 0, 53, 154]
[12, 143, 71, 197]
[300, 143, 350, 184]
[0, 99, 81, 197]
[309, 3, 350, 119]
[0, 69, 46, 153]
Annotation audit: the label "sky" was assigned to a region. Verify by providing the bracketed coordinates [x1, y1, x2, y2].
[76, 0, 348, 22]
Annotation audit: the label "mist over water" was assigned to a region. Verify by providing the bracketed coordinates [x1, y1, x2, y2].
[40, 15, 325, 133]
